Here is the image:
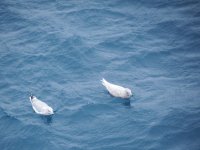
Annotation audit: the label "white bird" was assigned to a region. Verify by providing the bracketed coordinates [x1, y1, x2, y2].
[29, 95, 54, 115]
[101, 78, 132, 99]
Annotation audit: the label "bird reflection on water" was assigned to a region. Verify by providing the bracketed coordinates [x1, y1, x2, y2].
[40, 115, 53, 125]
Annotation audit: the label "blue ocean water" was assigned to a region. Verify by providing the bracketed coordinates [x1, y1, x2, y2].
[0, 0, 200, 149]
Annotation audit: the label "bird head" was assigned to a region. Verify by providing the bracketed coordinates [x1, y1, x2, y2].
[125, 88, 132, 98]
[46, 108, 54, 115]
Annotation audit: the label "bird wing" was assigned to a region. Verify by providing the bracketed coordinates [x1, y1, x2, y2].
[102, 78, 126, 97]
[32, 98, 50, 114]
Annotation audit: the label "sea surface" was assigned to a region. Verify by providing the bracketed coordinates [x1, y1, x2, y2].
[0, 0, 200, 150]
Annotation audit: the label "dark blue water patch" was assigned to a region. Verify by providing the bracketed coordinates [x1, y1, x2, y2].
[0, 111, 24, 145]
[148, 107, 200, 149]
[0, 120, 55, 150]
[0, 2, 30, 33]
[134, 0, 200, 9]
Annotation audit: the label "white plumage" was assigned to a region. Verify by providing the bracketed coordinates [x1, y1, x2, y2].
[101, 78, 132, 99]
[29, 96, 54, 115]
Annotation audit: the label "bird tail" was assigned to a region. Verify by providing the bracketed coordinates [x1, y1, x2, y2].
[29, 92, 34, 104]
[101, 78, 107, 87]
[29, 96, 33, 104]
